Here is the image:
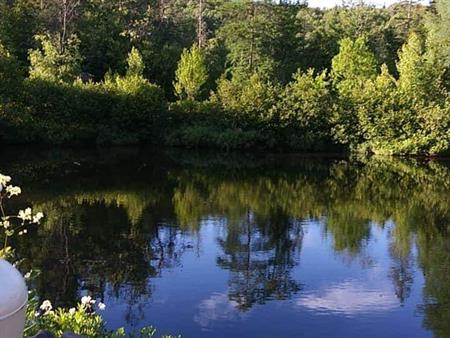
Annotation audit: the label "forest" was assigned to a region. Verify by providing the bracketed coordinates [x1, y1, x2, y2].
[0, 0, 449, 155]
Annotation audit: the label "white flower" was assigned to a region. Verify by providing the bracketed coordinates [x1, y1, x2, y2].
[98, 302, 106, 311]
[18, 229, 28, 235]
[33, 212, 44, 224]
[6, 185, 21, 197]
[18, 208, 32, 221]
[40, 300, 52, 312]
[0, 174, 11, 188]
[81, 296, 95, 306]
[2, 220, 10, 229]
[69, 308, 76, 315]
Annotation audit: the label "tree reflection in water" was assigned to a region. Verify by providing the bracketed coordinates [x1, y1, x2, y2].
[1, 148, 450, 337]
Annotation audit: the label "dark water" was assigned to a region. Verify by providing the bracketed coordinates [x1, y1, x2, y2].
[1, 147, 449, 338]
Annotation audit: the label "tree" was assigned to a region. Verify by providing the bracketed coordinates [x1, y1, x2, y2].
[28, 34, 82, 83]
[331, 37, 378, 147]
[331, 37, 378, 98]
[212, 71, 278, 129]
[275, 69, 332, 149]
[75, 0, 131, 81]
[174, 44, 208, 100]
[0, 42, 22, 98]
[397, 32, 440, 102]
[426, 0, 450, 89]
[126, 47, 145, 78]
[0, 0, 40, 66]
[217, 0, 279, 79]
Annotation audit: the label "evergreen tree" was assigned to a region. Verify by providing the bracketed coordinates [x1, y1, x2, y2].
[426, 0, 450, 89]
[397, 32, 440, 102]
[174, 44, 208, 100]
[126, 47, 145, 78]
[331, 37, 378, 147]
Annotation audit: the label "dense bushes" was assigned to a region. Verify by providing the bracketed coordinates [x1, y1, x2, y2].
[1, 46, 167, 145]
[275, 69, 333, 150]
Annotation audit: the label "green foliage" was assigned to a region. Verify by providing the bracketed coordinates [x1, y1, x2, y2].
[3, 48, 166, 145]
[31, 303, 114, 338]
[126, 47, 145, 78]
[397, 32, 440, 102]
[0, 0, 449, 154]
[174, 45, 208, 100]
[212, 72, 279, 130]
[356, 64, 401, 145]
[101, 48, 167, 144]
[0, 0, 40, 65]
[0, 42, 22, 97]
[275, 69, 333, 150]
[217, 1, 275, 78]
[331, 37, 378, 99]
[29, 34, 82, 83]
[426, 0, 450, 75]
[331, 37, 379, 147]
[76, 0, 131, 81]
[167, 100, 271, 150]
[26, 295, 179, 338]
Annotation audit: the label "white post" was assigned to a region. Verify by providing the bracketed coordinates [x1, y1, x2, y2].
[0, 259, 28, 338]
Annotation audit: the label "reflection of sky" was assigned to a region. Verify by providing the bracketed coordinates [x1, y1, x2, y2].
[194, 293, 244, 328]
[297, 279, 398, 315]
[296, 223, 398, 317]
[100, 219, 430, 338]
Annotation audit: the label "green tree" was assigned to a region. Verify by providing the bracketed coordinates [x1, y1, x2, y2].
[0, 42, 22, 96]
[331, 37, 378, 98]
[397, 32, 440, 103]
[426, 0, 450, 89]
[275, 69, 333, 150]
[217, 0, 279, 78]
[213, 72, 278, 129]
[76, 0, 131, 81]
[28, 34, 82, 83]
[126, 47, 145, 78]
[0, 0, 40, 66]
[174, 44, 208, 100]
[331, 37, 378, 147]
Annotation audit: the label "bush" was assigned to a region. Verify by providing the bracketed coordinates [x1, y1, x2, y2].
[1, 47, 167, 145]
[101, 73, 167, 144]
[275, 69, 334, 150]
[167, 100, 266, 149]
[211, 72, 279, 130]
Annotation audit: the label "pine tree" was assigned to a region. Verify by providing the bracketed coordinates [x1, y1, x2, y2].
[126, 47, 145, 78]
[397, 32, 439, 102]
[174, 44, 208, 101]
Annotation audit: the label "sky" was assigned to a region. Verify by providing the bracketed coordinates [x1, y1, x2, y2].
[307, 0, 429, 8]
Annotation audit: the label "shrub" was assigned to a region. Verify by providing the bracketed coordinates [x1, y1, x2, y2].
[275, 69, 334, 150]
[212, 72, 279, 130]
[3, 47, 167, 145]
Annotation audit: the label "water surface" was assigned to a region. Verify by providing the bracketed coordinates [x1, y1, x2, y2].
[1, 147, 449, 338]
